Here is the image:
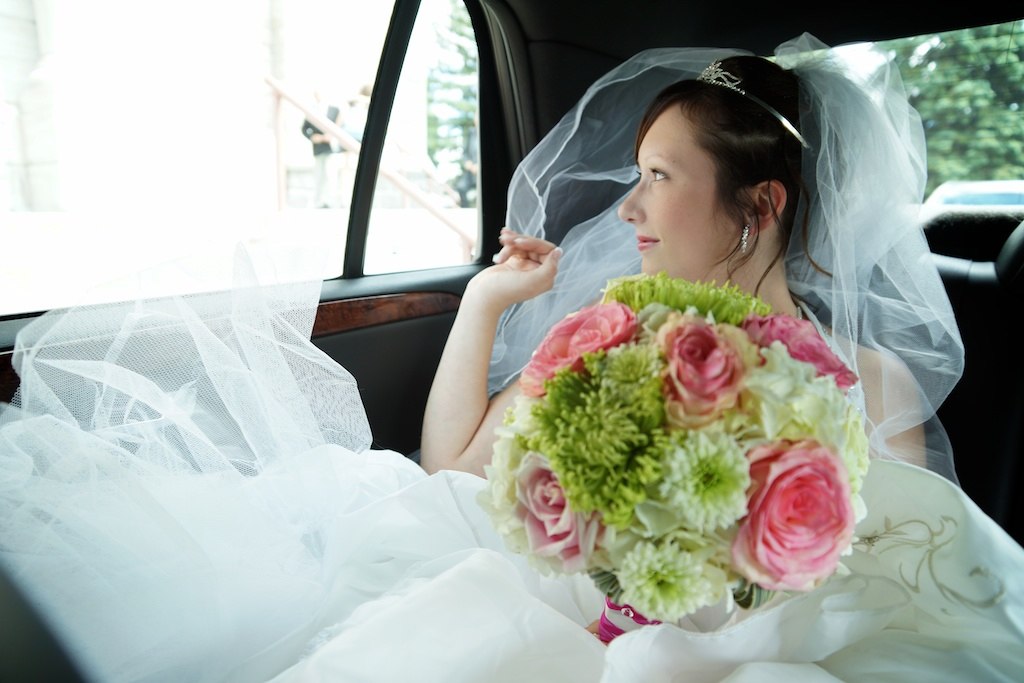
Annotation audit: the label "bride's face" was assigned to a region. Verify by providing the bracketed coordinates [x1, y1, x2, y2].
[617, 107, 737, 282]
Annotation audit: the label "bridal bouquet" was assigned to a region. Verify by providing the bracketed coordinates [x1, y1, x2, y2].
[479, 273, 870, 624]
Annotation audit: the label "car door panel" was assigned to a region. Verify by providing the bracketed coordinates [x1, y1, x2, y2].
[312, 291, 462, 456]
[0, 273, 473, 458]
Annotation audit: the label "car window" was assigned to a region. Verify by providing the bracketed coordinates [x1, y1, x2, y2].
[0, 0, 478, 316]
[950, 193, 1020, 205]
[364, 0, 479, 275]
[925, 180, 1024, 207]
[876, 21, 1023, 201]
[1, 11, 1016, 317]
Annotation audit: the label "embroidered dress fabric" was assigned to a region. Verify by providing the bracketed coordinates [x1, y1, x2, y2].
[2, 262, 1023, 683]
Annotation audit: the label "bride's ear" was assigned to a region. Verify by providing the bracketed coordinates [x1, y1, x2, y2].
[750, 179, 788, 233]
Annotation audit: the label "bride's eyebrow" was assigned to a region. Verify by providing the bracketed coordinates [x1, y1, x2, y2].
[637, 152, 671, 167]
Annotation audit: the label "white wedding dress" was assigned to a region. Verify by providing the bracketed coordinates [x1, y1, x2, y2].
[2, 280, 1022, 683]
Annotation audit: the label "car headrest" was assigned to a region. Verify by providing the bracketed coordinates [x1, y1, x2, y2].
[922, 207, 1024, 261]
[995, 218, 1024, 294]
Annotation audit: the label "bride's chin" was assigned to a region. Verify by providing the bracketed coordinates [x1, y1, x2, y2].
[640, 259, 678, 279]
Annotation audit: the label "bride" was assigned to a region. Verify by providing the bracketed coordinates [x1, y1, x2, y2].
[2, 35, 1022, 683]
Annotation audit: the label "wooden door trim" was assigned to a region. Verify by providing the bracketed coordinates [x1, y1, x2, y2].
[0, 291, 461, 405]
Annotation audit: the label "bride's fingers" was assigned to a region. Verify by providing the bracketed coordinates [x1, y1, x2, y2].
[498, 229, 556, 256]
[491, 245, 513, 264]
[540, 246, 562, 268]
[501, 236, 557, 254]
[493, 240, 555, 266]
[492, 229, 522, 264]
[491, 246, 531, 267]
[502, 247, 553, 267]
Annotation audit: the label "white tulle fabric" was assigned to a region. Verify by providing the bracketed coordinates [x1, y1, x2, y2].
[1, 267, 1021, 682]
[490, 34, 964, 480]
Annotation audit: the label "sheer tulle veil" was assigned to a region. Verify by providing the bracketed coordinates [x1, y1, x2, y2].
[490, 33, 964, 480]
[0, 249, 383, 682]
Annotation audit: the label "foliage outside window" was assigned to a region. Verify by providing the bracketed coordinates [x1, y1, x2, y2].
[881, 21, 1023, 196]
[427, 0, 479, 203]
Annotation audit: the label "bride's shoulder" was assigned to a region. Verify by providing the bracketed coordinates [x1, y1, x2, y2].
[851, 342, 928, 466]
[804, 314, 912, 395]
[852, 343, 917, 392]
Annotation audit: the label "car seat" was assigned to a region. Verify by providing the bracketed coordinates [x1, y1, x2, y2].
[929, 208, 1024, 545]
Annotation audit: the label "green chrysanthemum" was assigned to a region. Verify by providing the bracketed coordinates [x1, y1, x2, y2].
[617, 538, 729, 621]
[659, 429, 751, 532]
[602, 272, 771, 324]
[528, 343, 666, 528]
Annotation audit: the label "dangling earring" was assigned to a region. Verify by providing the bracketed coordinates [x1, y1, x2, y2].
[740, 223, 750, 253]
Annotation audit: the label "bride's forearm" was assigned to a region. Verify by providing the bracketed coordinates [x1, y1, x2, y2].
[421, 234, 560, 475]
[419, 288, 510, 476]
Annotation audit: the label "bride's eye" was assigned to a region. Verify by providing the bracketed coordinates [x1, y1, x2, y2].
[635, 167, 666, 182]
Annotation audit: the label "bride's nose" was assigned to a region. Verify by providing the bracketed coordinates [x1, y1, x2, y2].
[618, 185, 641, 223]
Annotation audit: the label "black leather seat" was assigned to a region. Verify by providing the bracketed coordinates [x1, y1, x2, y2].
[929, 209, 1024, 545]
[0, 565, 88, 683]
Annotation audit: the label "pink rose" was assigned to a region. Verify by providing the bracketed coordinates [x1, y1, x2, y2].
[520, 302, 637, 397]
[658, 315, 752, 428]
[743, 314, 858, 392]
[732, 440, 855, 591]
[516, 453, 602, 573]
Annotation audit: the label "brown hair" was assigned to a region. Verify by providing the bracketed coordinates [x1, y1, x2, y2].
[633, 56, 823, 291]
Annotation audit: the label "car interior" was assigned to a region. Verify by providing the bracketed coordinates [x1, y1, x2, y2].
[1, 2, 1022, 680]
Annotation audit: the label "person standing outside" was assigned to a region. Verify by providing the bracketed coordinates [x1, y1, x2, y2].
[455, 112, 479, 208]
[302, 90, 343, 208]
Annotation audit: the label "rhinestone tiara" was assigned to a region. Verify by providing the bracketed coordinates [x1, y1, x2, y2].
[697, 61, 810, 149]
[698, 61, 746, 94]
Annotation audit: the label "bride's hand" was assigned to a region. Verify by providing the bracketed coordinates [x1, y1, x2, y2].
[468, 227, 562, 309]
[491, 226, 554, 264]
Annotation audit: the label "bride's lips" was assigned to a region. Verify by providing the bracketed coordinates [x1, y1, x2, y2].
[637, 235, 659, 252]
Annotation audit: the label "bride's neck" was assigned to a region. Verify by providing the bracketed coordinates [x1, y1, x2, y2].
[732, 266, 797, 317]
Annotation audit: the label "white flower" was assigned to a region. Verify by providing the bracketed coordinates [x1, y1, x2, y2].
[618, 538, 729, 622]
[658, 429, 750, 532]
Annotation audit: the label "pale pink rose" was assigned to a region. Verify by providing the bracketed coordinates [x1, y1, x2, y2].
[732, 440, 855, 591]
[520, 302, 637, 397]
[743, 314, 858, 392]
[658, 315, 752, 428]
[516, 452, 602, 573]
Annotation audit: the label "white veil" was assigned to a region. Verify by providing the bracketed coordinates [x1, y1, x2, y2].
[489, 34, 964, 480]
[0, 248, 379, 682]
